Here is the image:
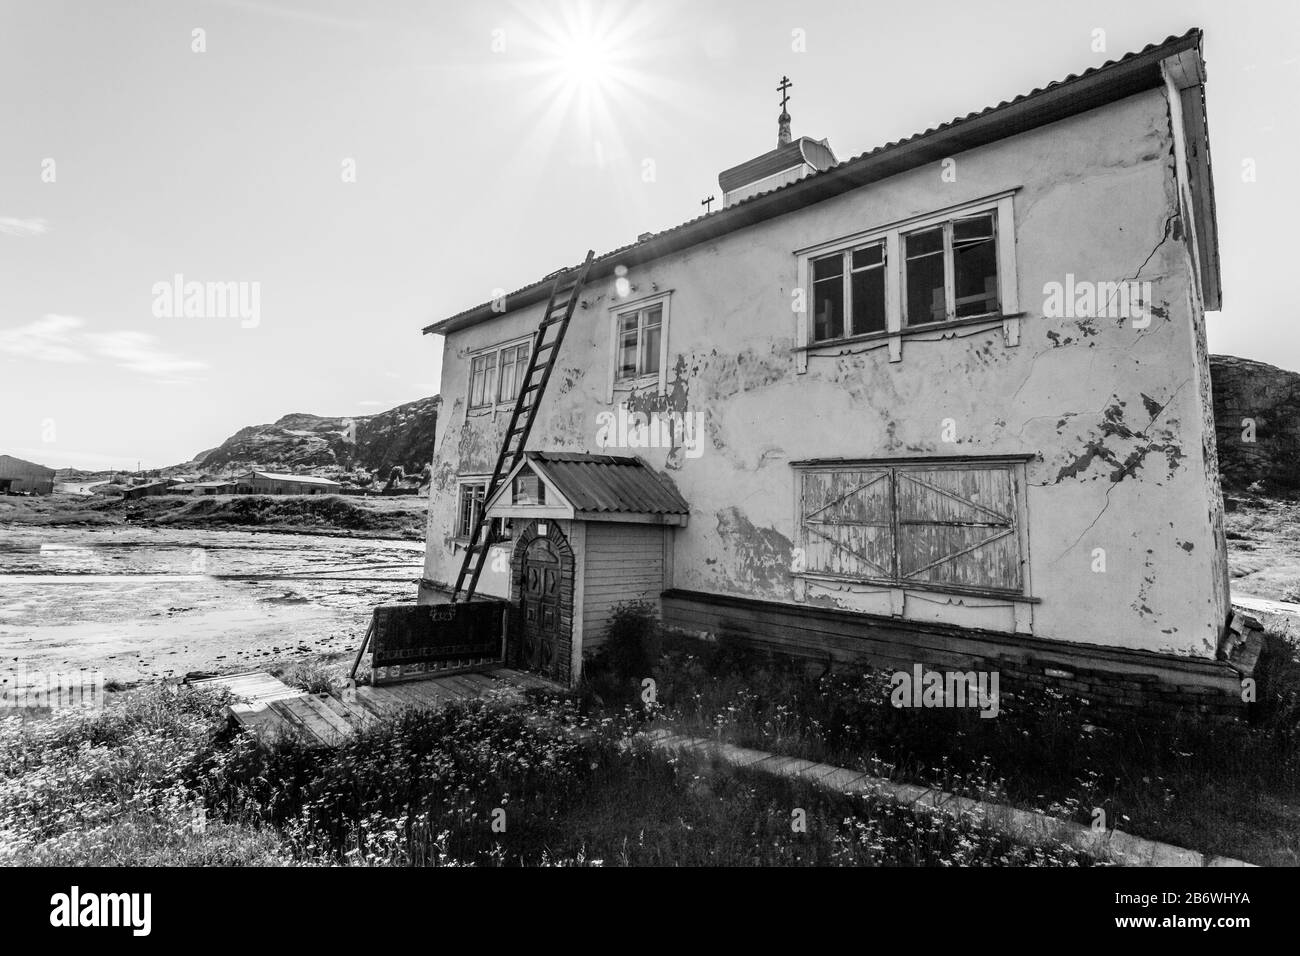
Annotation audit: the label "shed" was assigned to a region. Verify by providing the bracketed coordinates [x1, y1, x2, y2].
[479, 452, 690, 681]
[235, 471, 342, 495]
[0, 455, 56, 495]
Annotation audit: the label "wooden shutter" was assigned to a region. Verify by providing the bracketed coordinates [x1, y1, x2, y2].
[800, 470, 894, 580]
[895, 465, 1021, 593]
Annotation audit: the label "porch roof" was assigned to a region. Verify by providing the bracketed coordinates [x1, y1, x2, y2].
[486, 452, 690, 522]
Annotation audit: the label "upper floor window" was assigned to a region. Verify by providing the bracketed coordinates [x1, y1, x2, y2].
[469, 339, 531, 410]
[903, 212, 999, 326]
[812, 241, 886, 342]
[615, 303, 662, 383]
[797, 193, 1017, 352]
[606, 290, 672, 401]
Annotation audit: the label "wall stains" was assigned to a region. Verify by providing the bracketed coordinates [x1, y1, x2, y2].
[714, 506, 795, 597]
[1051, 400, 1185, 484]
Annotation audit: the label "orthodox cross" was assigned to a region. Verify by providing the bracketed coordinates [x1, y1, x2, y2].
[701, 195, 715, 213]
[777, 75, 792, 112]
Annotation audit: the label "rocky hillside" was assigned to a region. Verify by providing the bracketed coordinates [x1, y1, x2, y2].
[1211, 355, 1300, 493]
[173, 395, 439, 483]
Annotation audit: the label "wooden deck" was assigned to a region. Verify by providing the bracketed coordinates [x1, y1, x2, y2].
[186, 667, 561, 748]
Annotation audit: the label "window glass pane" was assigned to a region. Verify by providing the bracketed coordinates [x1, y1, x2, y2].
[852, 245, 883, 270]
[952, 214, 999, 318]
[812, 254, 843, 281]
[851, 266, 886, 334]
[642, 312, 661, 376]
[904, 228, 946, 325]
[812, 254, 845, 341]
[617, 330, 638, 379]
[469, 356, 487, 407]
[498, 349, 517, 402]
[513, 345, 529, 397]
[619, 313, 638, 334]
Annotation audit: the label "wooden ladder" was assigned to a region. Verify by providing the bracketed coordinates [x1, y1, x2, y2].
[450, 249, 595, 604]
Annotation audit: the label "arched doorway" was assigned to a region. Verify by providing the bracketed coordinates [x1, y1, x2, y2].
[510, 521, 574, 683]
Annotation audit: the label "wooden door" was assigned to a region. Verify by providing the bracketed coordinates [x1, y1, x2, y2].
[520, 537, 561, 676]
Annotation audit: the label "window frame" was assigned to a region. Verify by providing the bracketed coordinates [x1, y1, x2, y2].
[794, 192, 1020, 364]
[791, 455, 1034, 601]
[606, 290, 671, 401]
[454, 476, 510, 548]
[810, 239, 888, 343]
[467, 336, 532, 412]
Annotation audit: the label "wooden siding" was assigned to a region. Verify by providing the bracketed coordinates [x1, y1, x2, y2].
[581, 523, 667, 652]
[660, 589, 1249, 715]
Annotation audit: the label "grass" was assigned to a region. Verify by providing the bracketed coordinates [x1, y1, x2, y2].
[577, 623, 1300, 866]
[0, 685, 1097, 866]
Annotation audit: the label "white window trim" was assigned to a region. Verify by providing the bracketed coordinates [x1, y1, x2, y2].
[795, 191, 1020, 371]
[607, 290, 671, 403]
[466, 335, 533, 413]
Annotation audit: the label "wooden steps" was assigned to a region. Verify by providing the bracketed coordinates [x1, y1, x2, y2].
[186, 668, 562, 749]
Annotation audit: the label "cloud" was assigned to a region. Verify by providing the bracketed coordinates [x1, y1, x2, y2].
[86, 330, 207, 379]
[0, 217, 49, 237]
[0, 314, 206, 382]
[0, 314, 89, 362]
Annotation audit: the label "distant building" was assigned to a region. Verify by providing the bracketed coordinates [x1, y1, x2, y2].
[0, 455, 55, 495]
[192, 479, 237, 495]
[122, 478, 182, 500]
[235, 471, 341, 495]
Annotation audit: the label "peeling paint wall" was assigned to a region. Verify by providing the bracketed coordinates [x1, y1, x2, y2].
[424, 87, 1227, 661]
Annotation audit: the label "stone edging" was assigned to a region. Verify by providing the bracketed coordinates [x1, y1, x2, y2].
[641, 729, 1255, 868]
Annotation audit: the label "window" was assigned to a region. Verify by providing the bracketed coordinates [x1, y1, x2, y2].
[903, 212, 1000, 326]
[456, 480, 509, 545]
[615, 304, 662, 382]
[812, 241, 886, 342]
[512, 468, 546, 506]
[498, 343, 529, 404]
[796, 459, 1026, 596]
[468, 340, 531, 409]
[797, 194, 1017, 353]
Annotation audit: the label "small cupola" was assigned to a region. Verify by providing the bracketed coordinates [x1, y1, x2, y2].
[717, 75, 836, 208]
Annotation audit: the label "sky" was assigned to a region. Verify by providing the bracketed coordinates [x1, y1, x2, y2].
[1, 0, 1297, 470]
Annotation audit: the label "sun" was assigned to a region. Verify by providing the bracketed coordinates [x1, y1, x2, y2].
[556, 28, 615, 91]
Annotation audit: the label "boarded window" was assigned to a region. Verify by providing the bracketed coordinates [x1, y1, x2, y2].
[798, 460, 1024, 595]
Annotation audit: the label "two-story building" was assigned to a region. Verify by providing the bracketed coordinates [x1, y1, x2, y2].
[419, 29, 1256, 713]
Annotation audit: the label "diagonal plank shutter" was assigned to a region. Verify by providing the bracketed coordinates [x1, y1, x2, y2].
[800, 469, 894, 579]
[895, 466, 1020, 592]
[798, 461, 1025, 596]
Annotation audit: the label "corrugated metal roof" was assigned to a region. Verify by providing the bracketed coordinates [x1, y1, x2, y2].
[718, 136, 837, 193]
[424, 29, 1206, 337]
[244, 471, 341, 486]
[528, 452, 689, 516]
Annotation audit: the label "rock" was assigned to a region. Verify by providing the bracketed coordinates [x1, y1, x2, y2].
[1211, 354, 1300, 493]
